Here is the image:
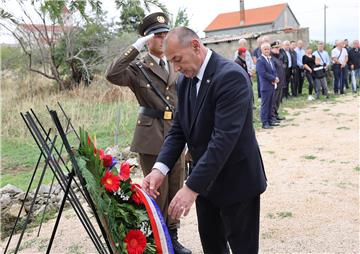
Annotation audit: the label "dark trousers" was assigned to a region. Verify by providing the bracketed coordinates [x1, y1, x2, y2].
[283, 67, 292, 98]
[139, 153, 185, 229]
[260, 89, 274, 125]
[256, 72, 261, 98]
[332, 64, 346, 94]
[293, 67, 304, 95]
[344, 65, 349, 88]
[271, 86, 283, 118]
[305, 72, 315, 95]
[196, 195, 260, 254]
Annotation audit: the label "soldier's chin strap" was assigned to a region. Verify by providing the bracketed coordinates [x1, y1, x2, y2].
[135, 61, 175, 116]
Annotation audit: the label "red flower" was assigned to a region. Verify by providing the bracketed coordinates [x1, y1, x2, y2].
[95, 148, 104, 159]
[87, 135, 92, 145]
[119, 162, 131, 180]
[124, 230, 147, 254]
[131, 185, 142, 205]
[100, 171, 120, 192]
[102, 154, 113, 168]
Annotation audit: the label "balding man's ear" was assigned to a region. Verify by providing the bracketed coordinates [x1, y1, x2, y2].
[191, 39, 201, 51]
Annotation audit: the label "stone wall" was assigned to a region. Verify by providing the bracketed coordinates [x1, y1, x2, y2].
[203, 27, 310, 60]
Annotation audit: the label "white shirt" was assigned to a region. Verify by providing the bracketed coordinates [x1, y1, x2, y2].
[331, 47, 348, 65]
[285, 50, 292, 68]
[313, 50, 330, 66]
[149, 53, 169, 73]
[262, 54, 273, 69]
[153, 48, 213, 175]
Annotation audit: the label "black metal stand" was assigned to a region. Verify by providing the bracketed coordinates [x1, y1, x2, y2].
[4, 104, 113, 254]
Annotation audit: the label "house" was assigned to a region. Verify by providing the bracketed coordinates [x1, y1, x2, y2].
[204, 3, 300, 37]
[16, 6, 74, 44]
[201, 3, 309, 59]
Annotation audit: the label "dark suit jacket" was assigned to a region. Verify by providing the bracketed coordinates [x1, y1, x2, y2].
[256, 55, 277, 92]
[290, 49, 298, 68]
[156, 51, 267, 206]
[106, 46, 178, 155]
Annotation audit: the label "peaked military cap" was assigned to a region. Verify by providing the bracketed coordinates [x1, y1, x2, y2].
[138, 12, 170, 36]
[271, 41, 281, 48]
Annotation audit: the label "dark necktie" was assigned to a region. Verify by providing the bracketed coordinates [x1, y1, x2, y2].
[268, 57, 273, 70]
[189, 77, 199, 119]
[159, 59, 167, 73]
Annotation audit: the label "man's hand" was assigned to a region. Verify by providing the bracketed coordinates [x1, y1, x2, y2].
[168, 185, 198, 220]
[132, 33, 155, 51]
[142, 169, 165, 199]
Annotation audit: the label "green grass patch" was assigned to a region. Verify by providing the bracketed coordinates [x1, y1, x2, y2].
[336, 126, 350, 130]
[1, 137, 40, 169]
[266, 213, 275, 219]
[265, 151, 275, 154]
[304, 155, 317, 160]
[276, 211, 293, 218]
[1, 168, 55, 190]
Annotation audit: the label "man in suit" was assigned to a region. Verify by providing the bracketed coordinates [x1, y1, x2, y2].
[142, 27, 267, 254]
[282, 40, 297, 99]
[256, 42, 279, 129]
[105, 12, 191, 254]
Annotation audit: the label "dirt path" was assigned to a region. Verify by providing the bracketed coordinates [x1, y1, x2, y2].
[2, 95, 359, 253]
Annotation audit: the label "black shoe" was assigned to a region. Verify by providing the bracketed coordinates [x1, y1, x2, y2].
[276, 115, 285, 121]
[270, 121, 280, 126]
[271, 118, 280, 123]
[169, 229, 192, 254]
[262, 123, 272, 129]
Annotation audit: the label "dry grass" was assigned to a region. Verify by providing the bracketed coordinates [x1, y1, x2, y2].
[1, 70, 138, 172]
[1, 71, 137, 138]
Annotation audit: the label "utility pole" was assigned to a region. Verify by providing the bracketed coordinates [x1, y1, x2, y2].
[324, 4, 327, 46]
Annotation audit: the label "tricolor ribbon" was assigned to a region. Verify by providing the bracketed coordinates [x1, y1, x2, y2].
[134, 185, 174, 254]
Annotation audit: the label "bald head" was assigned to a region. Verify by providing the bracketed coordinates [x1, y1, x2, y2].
[164, 27, 200, 50]
[163, 27, 206, 78]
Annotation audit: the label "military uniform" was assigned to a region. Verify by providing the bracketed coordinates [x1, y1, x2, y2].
[105, 13, 189, 254]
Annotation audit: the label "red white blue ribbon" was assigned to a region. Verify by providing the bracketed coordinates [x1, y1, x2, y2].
[135, 186, 174, 254]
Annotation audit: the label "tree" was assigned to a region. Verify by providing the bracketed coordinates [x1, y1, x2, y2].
[115, 0, 168, 33]
[0, 0, 103, 90]
[170, 7, 190, 28]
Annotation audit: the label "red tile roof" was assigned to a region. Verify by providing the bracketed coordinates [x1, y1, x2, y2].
[204, 3, 287, 32]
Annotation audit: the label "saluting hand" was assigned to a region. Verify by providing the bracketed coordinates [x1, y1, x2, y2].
[133, 33, 155, 51]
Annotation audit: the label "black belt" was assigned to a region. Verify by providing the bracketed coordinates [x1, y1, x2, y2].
[139, 106, 173, 120]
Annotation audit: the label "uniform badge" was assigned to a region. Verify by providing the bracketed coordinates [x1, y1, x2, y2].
[157, 16, 165, 23]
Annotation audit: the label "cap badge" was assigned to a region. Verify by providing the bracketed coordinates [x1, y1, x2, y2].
[157, 16, 165, 23]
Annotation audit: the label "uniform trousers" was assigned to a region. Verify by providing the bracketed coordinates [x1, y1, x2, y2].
[139, 153, 185, 229]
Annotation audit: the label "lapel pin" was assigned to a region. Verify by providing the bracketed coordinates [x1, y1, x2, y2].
[206, 79, 211, 83]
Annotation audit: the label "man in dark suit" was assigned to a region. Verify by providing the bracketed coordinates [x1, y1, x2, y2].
[106, 12, 191, 254]
[256, 42, 279, 129]
[142, 27, 267, 254]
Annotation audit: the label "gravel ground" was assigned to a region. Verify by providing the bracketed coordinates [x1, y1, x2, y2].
[2, 94, 359, 253]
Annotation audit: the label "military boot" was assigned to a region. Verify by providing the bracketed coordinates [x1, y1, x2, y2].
[169, 229, 192, 254]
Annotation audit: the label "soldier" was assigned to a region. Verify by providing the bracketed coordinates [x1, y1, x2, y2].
[105, 12, 191, 254]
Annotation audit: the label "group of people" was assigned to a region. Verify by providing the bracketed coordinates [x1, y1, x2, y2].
[106, 12, 267, 254]
[234, 37, 360, 129]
